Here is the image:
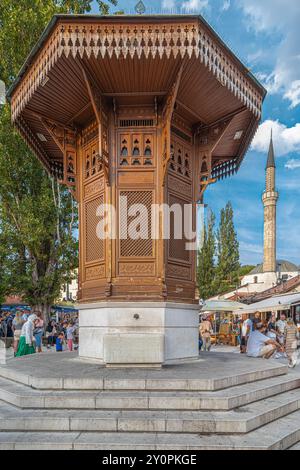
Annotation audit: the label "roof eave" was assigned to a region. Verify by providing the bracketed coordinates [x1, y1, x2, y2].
[7, 13, 267, 102]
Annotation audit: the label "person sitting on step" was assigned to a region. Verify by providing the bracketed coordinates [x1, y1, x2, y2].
[247, 322, 283, 359]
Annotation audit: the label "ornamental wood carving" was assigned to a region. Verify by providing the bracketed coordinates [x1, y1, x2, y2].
[9, 16, 265, 305]
[85, 265, 105, 280]
[37, 116, 78, 199]
[119, 263, 155, 276]
[196, 117, 234, 202]
[81, 65, 110, 186]
[10, 20, 263, 122]
[161, 62, 184, 185]
[167, 264, 191, 281]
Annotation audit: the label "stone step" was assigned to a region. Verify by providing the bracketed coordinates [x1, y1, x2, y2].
[289, 442, 300, 450]
[0, 354, 288, 391]
[0, 409, 300, 450]
[0, 389, 300, 434]
[0, 372, 299, 411]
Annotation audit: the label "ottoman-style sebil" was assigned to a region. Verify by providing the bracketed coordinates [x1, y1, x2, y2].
[8, 13, 266, 366]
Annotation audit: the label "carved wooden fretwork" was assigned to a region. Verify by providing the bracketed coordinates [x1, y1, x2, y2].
[10, 21, 263, 121]
[169, 138, 191, 180]
[15, 117, 51, 173]
[161, 63, 184, 185]
[81, 65, 110, 186]
[212, 159, 238, 181]
[119, 132, 154, 168]
[40, 117, 78, 199]
[196, 118, 233, 202]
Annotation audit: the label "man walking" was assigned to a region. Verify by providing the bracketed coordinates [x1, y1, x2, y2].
[199, 315, 213, 352]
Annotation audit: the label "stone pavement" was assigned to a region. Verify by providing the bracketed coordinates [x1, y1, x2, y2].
[0, 351, 299, 450]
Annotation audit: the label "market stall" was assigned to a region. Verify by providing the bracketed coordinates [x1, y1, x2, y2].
[200, 300, 246, 346]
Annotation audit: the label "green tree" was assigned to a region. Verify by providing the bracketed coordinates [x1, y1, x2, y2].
[0, 0, 116, 320]
[197, 211, 217, 300]
[0, 0, 117, 88]
[215, 202, 240, 294]
[239, 265, 255, 277]
[0, 106, 78, 320]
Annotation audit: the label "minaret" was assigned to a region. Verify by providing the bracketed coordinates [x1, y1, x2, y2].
[262, 132, 279, 273]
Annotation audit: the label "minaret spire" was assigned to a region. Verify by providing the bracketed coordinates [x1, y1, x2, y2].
[266, 129, 276, 169]
[262, 131, 279, 273]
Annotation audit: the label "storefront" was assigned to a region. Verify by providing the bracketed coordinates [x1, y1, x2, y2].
[242, 293, 300, 327]
[200, 300, 246, 346]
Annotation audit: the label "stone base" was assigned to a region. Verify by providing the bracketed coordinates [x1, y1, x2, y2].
[0, 341, 14, 365]
[78, 302, 199, 367]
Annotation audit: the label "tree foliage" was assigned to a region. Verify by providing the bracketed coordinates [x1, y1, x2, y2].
[0, 106, 78, 317]
[0, 0, 118, 88]
[0, 0, 116, 317]
[215, 202, 240, 294]
[239, 265, 255, 278]
[197, 211, 216, 301]
[197, 202, 242, 300]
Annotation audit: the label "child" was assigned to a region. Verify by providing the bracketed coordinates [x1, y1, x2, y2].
[56, 332, 65, 352]
[66, 322, 76, 352]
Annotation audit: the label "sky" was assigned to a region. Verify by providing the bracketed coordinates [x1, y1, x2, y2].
[95, 0, 300, 267]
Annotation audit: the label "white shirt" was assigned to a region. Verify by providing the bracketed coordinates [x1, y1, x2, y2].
[241, 319, 252, 337]
[20, 319, 34, 345]
[276, 320, 286, 335]
[247, 331, 269, 357]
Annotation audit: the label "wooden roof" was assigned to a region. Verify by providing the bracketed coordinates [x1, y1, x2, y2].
[7, 14, 266, 174]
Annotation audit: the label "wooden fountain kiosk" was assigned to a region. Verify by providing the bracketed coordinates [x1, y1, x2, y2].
[8, 14, 265, 367]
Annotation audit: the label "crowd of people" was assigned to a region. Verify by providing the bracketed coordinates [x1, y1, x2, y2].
[199, 311, 299, 368]
[0, 310, 79, 357]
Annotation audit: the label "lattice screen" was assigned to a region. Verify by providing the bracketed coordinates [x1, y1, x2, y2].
[168, 194, 190, 262]
[85, 195, 104, 263]
[120, 191, 153, 258]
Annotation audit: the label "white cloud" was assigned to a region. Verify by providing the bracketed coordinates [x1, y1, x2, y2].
[284, 81, 300, 109]
[162, 0, 176, 8]
[285, 159, 300, 171]
[251, 120, 300, 157]
[221, 0, 231, 12]
[181, 0, 208, 11]
[238, 0, 300, 108]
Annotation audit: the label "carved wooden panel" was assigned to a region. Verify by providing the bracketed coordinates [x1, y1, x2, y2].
[85, 265, 105, 280]
[119, 263, 155, 276]
[167, 264, 191, 281]
[84, 177, 105, 199]
[118, 171, 154, 186]
[82, 121, 98, 146]
[85, 195, 104, 263]
[119, 190, 153, 258]
[168, 174, 192, 198]
[170, 137, 191, 180]
[168, 194, 191, 263]
[119, 132, 155, 168]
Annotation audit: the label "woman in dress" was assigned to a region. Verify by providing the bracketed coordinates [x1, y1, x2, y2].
[16, 314, 38, 357]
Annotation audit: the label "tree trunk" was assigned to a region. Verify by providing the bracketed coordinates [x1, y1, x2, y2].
[31, 303, 52, 325]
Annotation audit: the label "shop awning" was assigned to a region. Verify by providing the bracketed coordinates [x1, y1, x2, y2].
[241, 293, 300, 314]
[200, 299, 246, 314]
